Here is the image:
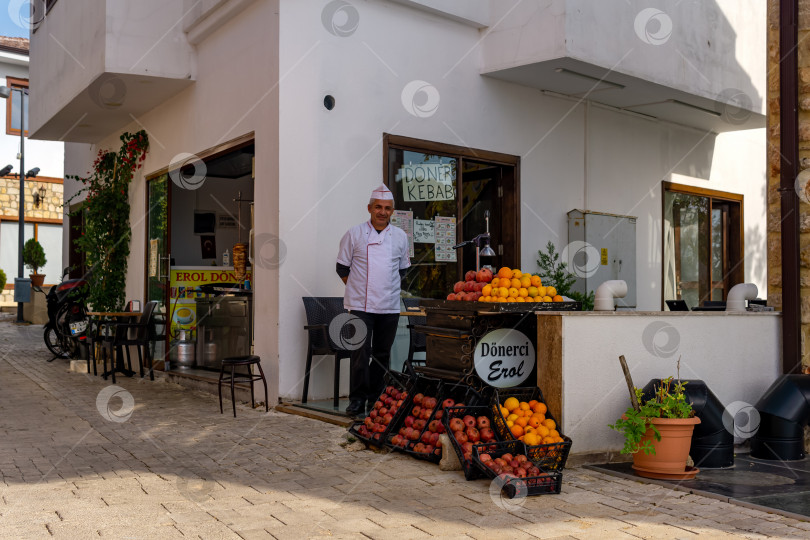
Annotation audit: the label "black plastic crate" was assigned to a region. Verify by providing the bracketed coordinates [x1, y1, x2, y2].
[347, 371, 413, 448]
[386, 375, 444, 456]
[442, 405, 504, 480]
[400, 379, 485, 463]
[490, 387, 572, 471]
[472, 440, 562, 497]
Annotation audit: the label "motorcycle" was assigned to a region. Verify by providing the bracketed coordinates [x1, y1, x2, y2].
[42, 267, 90, 360]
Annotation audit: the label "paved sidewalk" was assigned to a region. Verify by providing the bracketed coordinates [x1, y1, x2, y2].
[1, 319, 809, 539]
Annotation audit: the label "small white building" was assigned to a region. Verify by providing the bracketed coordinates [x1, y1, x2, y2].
[0, 36, 65, 306]
[28, 0, 768, 417]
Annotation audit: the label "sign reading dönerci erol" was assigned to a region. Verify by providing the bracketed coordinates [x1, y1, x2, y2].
[399, 163, 455, 202]
[473, 328, 535, 388]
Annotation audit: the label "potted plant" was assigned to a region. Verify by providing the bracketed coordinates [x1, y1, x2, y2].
[23, 238, 47, 287]
[609, 374, 700, 479]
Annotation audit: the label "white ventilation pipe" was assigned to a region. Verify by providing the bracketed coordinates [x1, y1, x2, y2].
[594, 280, 627, 311]
[726, 283, 758, 312]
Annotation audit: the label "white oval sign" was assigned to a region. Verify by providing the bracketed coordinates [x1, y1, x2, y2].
[474, 328, 535, 388]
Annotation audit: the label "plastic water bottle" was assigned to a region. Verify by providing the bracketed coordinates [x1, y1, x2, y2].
[223, 248, 230, 266]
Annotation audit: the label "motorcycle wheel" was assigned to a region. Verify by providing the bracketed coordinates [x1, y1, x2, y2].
[44, 323, 68, 359]
[55, 303, 83, 359]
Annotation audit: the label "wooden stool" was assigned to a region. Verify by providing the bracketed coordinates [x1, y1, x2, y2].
[218, 355, 268, 417]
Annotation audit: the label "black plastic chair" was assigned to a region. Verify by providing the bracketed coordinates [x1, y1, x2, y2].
[401, 297, 426, 374]
[107, 301, 158, 381]
[301, 297, 353, 408]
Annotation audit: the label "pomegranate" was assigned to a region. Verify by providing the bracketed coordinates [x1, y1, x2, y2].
[476, 268, 493, 283]
[479, 427, 495, 442]
[476, 417, 490, 429]
[449, 418, 464, 432]
[463, 415, 476, 429]
[454, 431, 468, 444]
[442, 398, 455, 409]
[453, 281, 465, 293]
[465, 270, 477, 282]
[465, 427, 480, 443]
[413, 394, 424, 405]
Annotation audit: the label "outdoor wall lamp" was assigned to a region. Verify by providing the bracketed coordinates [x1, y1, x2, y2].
[32, 183, 45, 208]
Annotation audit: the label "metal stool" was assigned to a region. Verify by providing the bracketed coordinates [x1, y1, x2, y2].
[218, 355, 269, 417]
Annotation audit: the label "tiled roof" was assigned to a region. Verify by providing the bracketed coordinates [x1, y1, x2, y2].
[0, 36, 29, 54]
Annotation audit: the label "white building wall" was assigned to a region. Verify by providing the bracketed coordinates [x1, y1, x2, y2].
[276, 0, 767, 400]
[61, 0, 280, 399]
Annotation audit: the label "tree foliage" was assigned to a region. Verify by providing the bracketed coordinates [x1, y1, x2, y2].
[67, 131, 149, 311]
[536, 241, 594, 310]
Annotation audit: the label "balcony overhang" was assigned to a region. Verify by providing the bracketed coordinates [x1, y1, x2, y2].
[484, 57, 765, 133]
[29, 73, 193, 143]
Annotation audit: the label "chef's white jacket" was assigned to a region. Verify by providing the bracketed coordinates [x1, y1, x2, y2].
[337, 221, 411, 314]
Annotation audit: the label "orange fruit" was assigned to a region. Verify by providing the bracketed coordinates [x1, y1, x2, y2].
[497, 267, 512, 279]
[490, 277, 499, 287]
[533, 402, 547, 415]
[542, 436, 555, 444]
[516, 417, 528, 428]
[498, 287, 509, 298]
[506, 420, 514, 428]
[518, 287, 529, 298]
[553, 295, 563, 302]
[510, 278, 521, 289]
[519, 402, 531, 412]
[527, 286, 538, 297]
[504, 397, 520, 412]
[482, 284, 493, 296]
[550, 429, 560, 438]
[543, 418, 556, 430]
[507, 413, 519, 422]
[523, 432, 540, 446]
[520, 275, 531, 288]
[496, 297, 506, 302]
[528, 416, 542, 428]
[510, 424, 524, 437]
[508, 287, 519, 298]
[515, 297, 525, 302]
[528, 400, 538, 407]
[543, 295, 553, 302]
[546, 286, 557, 297]
[536, 425, 550, 437]
[511, 269, 522, 279]
[531, 275, 543, 287]
[537, 286, 547, 297]
[500, 406, 509, 417]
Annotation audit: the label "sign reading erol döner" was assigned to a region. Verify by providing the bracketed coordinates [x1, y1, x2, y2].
[473, 328, 535, 388]
[399, 163, 455, 202]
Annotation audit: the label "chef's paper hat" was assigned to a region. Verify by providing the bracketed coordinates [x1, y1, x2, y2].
[370, 184, 394, 201]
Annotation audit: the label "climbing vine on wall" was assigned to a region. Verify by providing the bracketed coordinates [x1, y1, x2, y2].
[67, 130, 149, 312]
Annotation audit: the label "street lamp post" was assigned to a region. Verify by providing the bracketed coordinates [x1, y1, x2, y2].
[0, 86, 27, 323]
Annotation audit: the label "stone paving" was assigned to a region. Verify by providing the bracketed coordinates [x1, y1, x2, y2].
[1, 318, 809, 539]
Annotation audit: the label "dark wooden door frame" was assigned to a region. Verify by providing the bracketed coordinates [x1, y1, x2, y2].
[382, 133, 521, 269]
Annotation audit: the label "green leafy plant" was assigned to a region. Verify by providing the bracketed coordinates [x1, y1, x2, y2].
[23, 238, 47, 274]
[608, 376, 695, 455]
[66, 130, 149, 311]
[0, 268, 6, 290]
[536, 241, 594, 310]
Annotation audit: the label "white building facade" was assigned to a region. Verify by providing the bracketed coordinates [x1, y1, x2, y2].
[29, 0, 766, 406]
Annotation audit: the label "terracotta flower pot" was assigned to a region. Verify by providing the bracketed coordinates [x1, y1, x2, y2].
[29, 274, 45, 287]
[632, 416, 701, 474]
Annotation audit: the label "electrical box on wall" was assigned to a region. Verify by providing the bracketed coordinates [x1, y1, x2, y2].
[567, 210, 637, 308]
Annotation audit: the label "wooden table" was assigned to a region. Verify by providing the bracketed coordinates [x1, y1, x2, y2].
[87, 312, 142, 379]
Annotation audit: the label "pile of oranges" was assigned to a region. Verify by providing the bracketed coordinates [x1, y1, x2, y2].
[499, 397, 565, 446]
[479, 267, 564, 303]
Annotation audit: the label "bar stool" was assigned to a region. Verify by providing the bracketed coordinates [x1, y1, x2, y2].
[218, 355, 269, 417]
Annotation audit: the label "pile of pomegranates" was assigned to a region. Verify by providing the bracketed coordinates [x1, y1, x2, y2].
[355, 385, 407, 441]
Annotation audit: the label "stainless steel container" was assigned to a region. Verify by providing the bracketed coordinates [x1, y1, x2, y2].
[169, 329, 196, 368]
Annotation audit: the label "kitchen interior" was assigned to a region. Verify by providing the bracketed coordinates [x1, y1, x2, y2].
[166, 143, 255, 377]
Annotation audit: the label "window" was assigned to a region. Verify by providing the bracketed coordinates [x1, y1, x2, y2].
[384, 134, 519, 299]
[5, 77, 28, 136]
[662, 182, 743, 309]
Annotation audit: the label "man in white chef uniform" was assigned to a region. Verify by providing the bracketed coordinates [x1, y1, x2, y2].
[336, 184, 411, 417]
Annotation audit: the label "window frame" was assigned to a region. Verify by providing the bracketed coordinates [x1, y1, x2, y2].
[661, 181, 744, 309]
[5, 77, 29, 137]
[382, 133, 520, 297]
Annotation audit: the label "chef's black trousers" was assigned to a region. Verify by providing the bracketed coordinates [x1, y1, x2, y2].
[347, 311, 399, 405]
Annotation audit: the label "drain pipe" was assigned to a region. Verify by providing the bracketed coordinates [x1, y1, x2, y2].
[751, 374, 810, 460]
[594, 280, 627, 311]
[726, 283, 758, 312]
[779, 0, 802, 374]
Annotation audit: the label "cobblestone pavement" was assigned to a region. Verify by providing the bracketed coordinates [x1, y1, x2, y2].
[1, 319, 809, 539]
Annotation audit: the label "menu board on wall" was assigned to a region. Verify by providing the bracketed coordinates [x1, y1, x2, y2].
[390, 210, 414, 258]
[149, 239, 159, 277]
[434, 216, 457, 262]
